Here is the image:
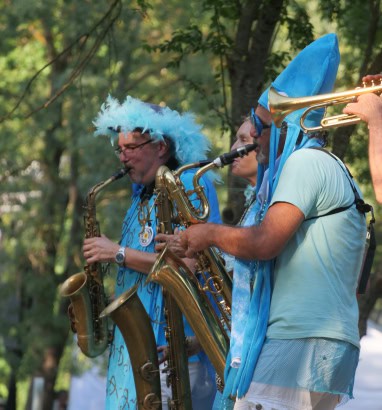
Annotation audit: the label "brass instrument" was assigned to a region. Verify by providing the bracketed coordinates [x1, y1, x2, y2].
[59, 168, 128, 358]
[149, 246, 229, 380]
[159, 162, 233, 328]
[268, 80, 382, 132]
[154, 166, 192, 410]
[100, 286, 162, 410]
[147, 146, 257, 386]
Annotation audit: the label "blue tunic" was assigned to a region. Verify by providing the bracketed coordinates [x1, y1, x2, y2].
[105, 169, 221, 409]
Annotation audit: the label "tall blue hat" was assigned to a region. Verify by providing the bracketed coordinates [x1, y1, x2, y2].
[259, 32, 340, 196]
[93, 95, 211, 166]
[259, 32, 340, 123]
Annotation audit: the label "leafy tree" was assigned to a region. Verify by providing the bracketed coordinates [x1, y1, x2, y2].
[1, 0, 382, 408]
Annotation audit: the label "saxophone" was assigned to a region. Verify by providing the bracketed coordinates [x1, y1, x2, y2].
[100, 285, 162, 410]
[159, 162, 232, 330]
[147, 145, 257, 384]
[59, 168, 128, 358]
[166, 144, 258, 324]
[149, 246, 229, 381]
[155, 166, 192, 410]
[146, 165, 230, 384]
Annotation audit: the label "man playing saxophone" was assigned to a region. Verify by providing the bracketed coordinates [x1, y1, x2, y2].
[82, 96, 221, 410]
[180, 34, 370, 410]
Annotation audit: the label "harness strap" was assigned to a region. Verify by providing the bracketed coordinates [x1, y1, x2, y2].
[307, 147, 375, 294]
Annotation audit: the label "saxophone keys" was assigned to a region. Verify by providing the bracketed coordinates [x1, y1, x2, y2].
[142, 392, 162, 410]
[140, 361, 160, 382]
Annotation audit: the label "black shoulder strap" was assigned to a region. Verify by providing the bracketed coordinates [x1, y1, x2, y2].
[308, 147, 375, 294]
[308, 147, 374, 213]
[305, 148, 355, 221]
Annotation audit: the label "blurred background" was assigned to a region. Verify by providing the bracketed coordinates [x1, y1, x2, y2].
[1, 0, 382, 409]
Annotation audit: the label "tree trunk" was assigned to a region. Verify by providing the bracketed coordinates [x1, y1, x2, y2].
[5, 372, 16, 410]
[225, 0, 284, 222]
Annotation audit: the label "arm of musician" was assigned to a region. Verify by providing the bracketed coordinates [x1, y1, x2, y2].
[181, 202, 304, 260]
[344, 91, 382, 203]
[83, 234, 157, 275]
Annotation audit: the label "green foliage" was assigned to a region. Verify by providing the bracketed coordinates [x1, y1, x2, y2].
[264, 51, 291, 84]
[0, 341, 10, 400]
[1, 0, 382, 407]
[317, 0, 343, 21]
[282, 1, 315, 50]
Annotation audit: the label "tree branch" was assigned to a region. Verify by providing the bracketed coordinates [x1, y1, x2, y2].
[0, 0, 123, 123]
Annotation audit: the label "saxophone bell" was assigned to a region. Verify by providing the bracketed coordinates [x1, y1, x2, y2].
[59, 170, 128, 358]
[100, 285, 162, 410]
[59, 272, 109, 358]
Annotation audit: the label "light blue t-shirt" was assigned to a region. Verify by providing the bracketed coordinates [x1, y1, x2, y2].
[268, 148, 366, 348]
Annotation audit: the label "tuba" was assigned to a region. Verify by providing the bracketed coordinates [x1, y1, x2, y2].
[59, 168, 128, 358]
[100, 285, 162, 410]
[268, 79, 382, 131]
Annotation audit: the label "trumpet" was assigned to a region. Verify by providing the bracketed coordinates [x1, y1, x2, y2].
[268, 80, 382, 132]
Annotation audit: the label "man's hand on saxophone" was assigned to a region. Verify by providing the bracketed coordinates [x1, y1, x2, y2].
[179, 224, 215, 259]
[155, 228, 198, 274]
[83, 233, 158, 274]
[83, 234, 120, 264]
[155, 228, 186, 258]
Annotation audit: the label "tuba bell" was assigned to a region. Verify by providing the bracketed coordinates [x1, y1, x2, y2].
[268, 79, 382, 132]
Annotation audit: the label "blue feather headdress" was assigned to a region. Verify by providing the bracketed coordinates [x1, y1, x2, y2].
[93, 95, 211, 166]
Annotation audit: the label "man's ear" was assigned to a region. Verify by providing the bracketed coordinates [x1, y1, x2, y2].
[157, 139, 171, 159]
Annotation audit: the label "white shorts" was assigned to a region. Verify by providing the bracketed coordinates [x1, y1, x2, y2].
[233, 382, 340, 410]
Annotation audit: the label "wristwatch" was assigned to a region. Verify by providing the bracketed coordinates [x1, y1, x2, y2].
[115, 247, 126, 266]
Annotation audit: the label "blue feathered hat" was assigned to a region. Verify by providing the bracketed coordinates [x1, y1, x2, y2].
[93, 95, 211, 166]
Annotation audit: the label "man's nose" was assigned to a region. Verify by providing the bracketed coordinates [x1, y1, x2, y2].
[231, 141, 239, 150]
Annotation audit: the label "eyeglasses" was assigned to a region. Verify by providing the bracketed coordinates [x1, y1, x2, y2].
[114, 139, 153, 157]
[250, 108, 271, 137]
